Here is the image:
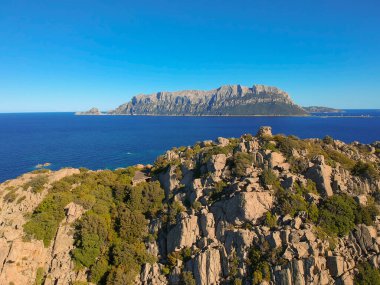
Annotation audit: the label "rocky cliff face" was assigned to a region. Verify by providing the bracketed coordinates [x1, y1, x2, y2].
[0, 128, 380, 284]
[109, 84, 307, 116]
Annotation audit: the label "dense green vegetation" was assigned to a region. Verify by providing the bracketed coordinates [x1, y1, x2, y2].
[23, 168, 164, 284]
[355, 262, 380, 285]
[319, 194, 379, 237]
[247, 245, 276, 285]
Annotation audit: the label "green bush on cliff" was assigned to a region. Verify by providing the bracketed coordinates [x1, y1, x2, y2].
[318, 194, 356, 237]
[233, 152, 254, 177]
[248, 246, 271, 285]
[355, 262, 380, 285]
[260, 169, 280, 189]
[352, 161, 379, 180]
[23, 175, 49, 193]
[22, 168, 162, 284]
[181, 271, 196, 285]
[202, 145, 233, 164]
[24, 191, 73, 246]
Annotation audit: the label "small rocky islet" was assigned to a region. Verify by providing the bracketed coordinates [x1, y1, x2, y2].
[0, 127, 380, 284]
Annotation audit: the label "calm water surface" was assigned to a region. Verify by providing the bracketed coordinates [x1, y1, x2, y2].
[0, 110, 379, 182]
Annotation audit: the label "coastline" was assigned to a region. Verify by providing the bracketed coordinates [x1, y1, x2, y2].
[75, 113, 374, 118]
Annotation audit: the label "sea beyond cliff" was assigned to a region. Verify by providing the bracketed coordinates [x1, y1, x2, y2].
[0, 110, 379, 182]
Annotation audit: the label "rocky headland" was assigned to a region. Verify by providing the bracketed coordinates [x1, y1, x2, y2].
[0, 127, 380, 284]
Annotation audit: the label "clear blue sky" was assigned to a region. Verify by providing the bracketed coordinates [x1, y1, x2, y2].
[1, 0, 379, 112]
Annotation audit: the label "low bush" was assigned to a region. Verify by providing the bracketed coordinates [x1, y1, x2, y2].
[23, 175, 49, 193]
[181, 271, 196, 285]
[3, 190, 17, 203]
[260, 169, 280, 188]
[318, 194, 358, 237]
[355, 262, 380, 285]
[352, 161, 379, 180]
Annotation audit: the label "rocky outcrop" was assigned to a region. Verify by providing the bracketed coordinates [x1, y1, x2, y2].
[0, 168, 85, 285]
[0, 128, 379, 284]
[306, 155, 333, 197]
[108, 84, 308, 116]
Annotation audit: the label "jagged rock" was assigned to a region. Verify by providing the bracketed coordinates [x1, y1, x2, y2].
[192, 247, 222, 285]
[167, 214, 199, 253]
[257, 126, 273, 137]
[158, 165, 179, 197]
[216, 137, 229, 147]
[212, 192, 273, 225]
[207, 154, 227, 176]
[355, 195, 368, 206]
[306, 155, 333, 197]
[352, 224, 377, 253]
[200, 209, 216, 239]
[327, 256, 345, 277]
[139, 263, 167, 285]
[268, 151, 285, 168]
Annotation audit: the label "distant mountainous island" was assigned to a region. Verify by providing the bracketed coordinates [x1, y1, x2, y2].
[76, 84, 339, 116]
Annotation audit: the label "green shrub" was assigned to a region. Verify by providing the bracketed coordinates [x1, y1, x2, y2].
[3, 190, 17, 203]
[352, 161, 379, 180]
[191, 201, 202, 211]
[31, 169, 50, 174]
[355, 262, 380, 285]
[72, 212, 110, 267]
[276, 189, 308, 217]
[318, 194, 357, 237]
[208, 180, 227, 204]
[90, 257, 109, 283]
[248, 246, 271, 285]
[202, 145, 233, 164]
[24, 191, 73, 246]
[260, 169, 280, 188]
[324, 148, 355, 170]
[16, 195, 26, 204]
[23, 175, 49, 193]
[181, 271, 196, 285]
[323, 135, 334, 145]
[233, 152, 253, 177]
[273, 135, 301, 158]
[168, 201, 185, 224]
[126, 181, 164, 217]
[34, 267, 44, 285]
[263, 142, 279, 152]
[264, 212, 277, 228]
[356, 200, 379, 226]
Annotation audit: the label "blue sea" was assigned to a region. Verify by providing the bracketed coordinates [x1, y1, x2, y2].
[0, 110, 379, 182]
